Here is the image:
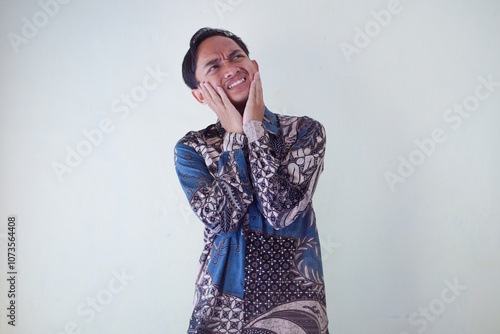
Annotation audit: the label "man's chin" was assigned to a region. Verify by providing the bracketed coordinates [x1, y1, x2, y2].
[228, 93, 249, 107]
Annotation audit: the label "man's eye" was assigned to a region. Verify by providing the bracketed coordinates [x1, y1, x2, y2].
[208, 65, 218, 72]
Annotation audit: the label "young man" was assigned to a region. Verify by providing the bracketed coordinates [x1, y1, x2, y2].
[175, 27, 329, 334]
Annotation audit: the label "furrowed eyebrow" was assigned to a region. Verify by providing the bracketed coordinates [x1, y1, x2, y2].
[203, 58, 219, 70]
[229, 49, 243, 58]
[202, 50, 245, 75]
[203, 50, 244, 69]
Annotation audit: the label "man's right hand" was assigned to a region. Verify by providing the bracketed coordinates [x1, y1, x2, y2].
[199, 82, 244, 134]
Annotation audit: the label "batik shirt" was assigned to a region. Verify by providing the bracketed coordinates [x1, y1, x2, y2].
[174, 108, 329, 334]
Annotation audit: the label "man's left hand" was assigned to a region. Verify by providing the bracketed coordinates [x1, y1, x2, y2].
[243, 72, 265, 125]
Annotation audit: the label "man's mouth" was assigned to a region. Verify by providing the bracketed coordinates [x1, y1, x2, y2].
[227, 77, 246, 90]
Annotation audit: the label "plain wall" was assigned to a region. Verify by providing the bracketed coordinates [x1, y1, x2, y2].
[1, 0, 499, 333]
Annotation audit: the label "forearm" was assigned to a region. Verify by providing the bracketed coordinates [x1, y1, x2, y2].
[174, 136, 253, 234]
[243, 118, 326, 229]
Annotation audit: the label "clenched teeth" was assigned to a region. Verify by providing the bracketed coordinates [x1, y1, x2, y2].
[229, 78, 245, 89]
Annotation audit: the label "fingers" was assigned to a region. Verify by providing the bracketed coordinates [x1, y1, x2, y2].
[243, 72, 265, 124]
[199, 82, 243, 134]
[216, 86, 233, 107]
[201, 82, 236, 111]
[254, 72, 263, 102]
[248, 72, 262, 104]
[200, 82, 221, 106]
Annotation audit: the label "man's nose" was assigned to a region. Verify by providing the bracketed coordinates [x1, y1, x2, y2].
[222, 62, 238, 78]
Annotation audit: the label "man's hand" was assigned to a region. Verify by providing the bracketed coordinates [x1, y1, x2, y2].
[200, 82, 244, 134]
[199, 72, 264, 134]
[242, 72, 265, 125]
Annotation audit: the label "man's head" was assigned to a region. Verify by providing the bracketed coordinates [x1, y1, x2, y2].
[182, 27, 259, 108]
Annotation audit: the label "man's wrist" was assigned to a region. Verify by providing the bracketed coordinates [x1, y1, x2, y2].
[242, 120, 265, 143]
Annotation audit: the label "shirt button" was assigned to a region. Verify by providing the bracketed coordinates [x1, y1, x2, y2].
[251, 216, 256, 221]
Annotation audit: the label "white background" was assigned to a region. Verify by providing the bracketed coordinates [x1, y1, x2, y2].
[1, 0, 499, 333]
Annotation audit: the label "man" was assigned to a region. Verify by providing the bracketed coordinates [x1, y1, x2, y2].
[175, 27, 329, 334]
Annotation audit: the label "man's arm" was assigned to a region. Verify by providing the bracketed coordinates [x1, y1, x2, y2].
[198, 72, 325, 229]
[174, 133, 254, 234]
[243, 116, 326, 229]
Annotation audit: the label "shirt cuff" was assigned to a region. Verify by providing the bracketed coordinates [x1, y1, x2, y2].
[243, 120, 265, 143]
[222, 132, 246, 151]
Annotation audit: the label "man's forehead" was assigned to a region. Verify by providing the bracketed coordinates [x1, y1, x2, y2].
[197, 36, 242, 60]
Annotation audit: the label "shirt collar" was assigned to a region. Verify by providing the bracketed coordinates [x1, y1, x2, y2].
[262, 107, 279, 136]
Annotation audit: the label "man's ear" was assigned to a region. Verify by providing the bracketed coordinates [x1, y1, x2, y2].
[192, 88, 207, 105]
[252, 60, 259, 72]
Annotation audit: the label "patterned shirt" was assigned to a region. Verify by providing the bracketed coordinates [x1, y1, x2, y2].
[174, 108, 329, 334]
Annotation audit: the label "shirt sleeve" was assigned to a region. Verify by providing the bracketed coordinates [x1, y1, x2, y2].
[174, 132, 254, 234]
[243, 117, 326, 229]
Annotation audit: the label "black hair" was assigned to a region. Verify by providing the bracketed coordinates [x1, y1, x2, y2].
[182, 27, 250, 90]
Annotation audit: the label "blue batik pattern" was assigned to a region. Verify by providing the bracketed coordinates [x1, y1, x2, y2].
[174, 108, 329, 334]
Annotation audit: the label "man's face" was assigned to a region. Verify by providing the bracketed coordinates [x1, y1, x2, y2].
[193, 36, 258, 107]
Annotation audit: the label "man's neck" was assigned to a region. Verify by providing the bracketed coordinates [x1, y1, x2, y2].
[234, 101, 247, 116]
